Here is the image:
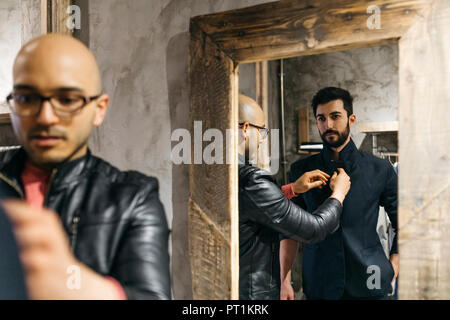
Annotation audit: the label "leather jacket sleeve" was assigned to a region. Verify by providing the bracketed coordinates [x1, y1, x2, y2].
[240, 166, 342, 243]
[110, 178, 171, 300]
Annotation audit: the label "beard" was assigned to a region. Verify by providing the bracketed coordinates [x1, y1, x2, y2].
[320, 122, 350, 148]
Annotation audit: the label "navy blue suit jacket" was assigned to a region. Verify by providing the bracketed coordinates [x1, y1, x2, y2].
[288, 140, 397, 299]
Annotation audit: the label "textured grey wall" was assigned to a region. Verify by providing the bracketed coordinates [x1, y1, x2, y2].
[86, 0, 274, 299]
[239, 63, 256, 100]
[0, 0, 40, 146]
[0, 0, 22, 113]
[20, 0, 42, 44]
[0, 0, 41, 112]
[283, 44, 399, 171]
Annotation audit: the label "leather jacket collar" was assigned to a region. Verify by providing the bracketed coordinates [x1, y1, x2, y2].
[0, 147, 93, 195]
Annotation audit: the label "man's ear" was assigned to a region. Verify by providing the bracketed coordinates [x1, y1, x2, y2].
[348, 114, 356, 128]
[239, 122, 249, 140]
[93, 94, 109, 127]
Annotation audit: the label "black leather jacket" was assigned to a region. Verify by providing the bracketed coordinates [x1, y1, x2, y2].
[239, 163, 342, 300]
[0, 148, 171, 300]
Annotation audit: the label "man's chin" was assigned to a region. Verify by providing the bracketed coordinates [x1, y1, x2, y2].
[25, 146, 70, 168]
[322, 137, 345, 149]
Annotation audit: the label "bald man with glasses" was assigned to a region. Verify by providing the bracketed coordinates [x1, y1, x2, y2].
[237, 94, 351, 300]
[0, 34, 170, 300]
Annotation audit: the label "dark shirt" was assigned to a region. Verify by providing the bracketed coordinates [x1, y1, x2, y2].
[288, 139, 397, 299]
[0, 208, 28, 299]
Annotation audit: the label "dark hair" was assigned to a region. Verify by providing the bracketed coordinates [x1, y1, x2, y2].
[311, 87, 353, 117]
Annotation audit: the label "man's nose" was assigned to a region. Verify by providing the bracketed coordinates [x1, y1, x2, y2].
[325, 118, 334, 129]
[36, 101, 60, 125]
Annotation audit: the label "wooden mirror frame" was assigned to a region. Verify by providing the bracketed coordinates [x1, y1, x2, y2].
[188, 0, 450, 299]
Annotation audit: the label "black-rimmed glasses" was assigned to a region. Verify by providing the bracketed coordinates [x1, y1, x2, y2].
[6, 92, 101, 118]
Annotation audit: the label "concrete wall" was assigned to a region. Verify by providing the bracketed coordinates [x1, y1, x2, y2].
[283, 44, 399, 171]
[0, 0, 41, 112]
[86, 0, 274, 299]
[0, 0, 22, 113]
[0, 0, 40, 146]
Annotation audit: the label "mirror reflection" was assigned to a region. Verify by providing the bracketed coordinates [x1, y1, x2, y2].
[238, 44, 399, 300]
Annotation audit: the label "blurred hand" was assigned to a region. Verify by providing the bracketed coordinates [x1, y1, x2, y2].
[329, 168, 351, 204]
[2, 200, 118, 300]
[292, 170, 330, 194]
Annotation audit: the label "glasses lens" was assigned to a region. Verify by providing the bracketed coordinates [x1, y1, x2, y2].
[52, 95, 84, 110]
[10, 93, 41, 115]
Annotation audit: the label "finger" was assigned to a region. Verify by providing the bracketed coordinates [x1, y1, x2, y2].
[337, 168, 347, 175]
[3, 201, 59, 227]
[330, 172, 337, 180]
[317, 172, 329, 182]
[19, 250, 49, 273]
[310, 172, 329, 183]
[1, 200, 42, 226]
[309, 181, 324, 189]
[13, 223, 54, 250]
[315, 169, 330, 179]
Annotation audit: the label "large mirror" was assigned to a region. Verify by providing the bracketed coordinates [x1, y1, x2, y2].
[238, 42, 399, 300]
[188, 0, 450, 300]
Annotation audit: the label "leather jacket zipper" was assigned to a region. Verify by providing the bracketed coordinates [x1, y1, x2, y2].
[41, 169, 79, 252]
[43, 169, 57, 207]
[70, 215, 80, 251]
[270, 243, 274, 284]
[0, 172, 25, 199]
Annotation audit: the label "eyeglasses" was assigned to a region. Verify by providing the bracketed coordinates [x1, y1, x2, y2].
[6, 92, 101, 118]
[239, 122, 269, 140]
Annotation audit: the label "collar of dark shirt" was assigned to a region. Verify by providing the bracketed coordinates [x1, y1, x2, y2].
[321, 138, 361, 174]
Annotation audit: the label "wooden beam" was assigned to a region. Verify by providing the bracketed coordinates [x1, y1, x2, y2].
[298, 107, 309, 145]
[45, 0, 73, 35]
[40, 0, 48, 34]
[358, 121, 399, 133]
[0, 114, 11, 125]
[256, 61, 270, 170]
[192, 0, 429, 63]
[398, 0, 450, 299]
[188, 22, 239, 299]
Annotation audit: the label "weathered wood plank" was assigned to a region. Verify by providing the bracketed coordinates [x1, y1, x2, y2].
[256, 61, 270, 170]
[298, 107, 309, 146]
[49, 0, 73, 35]
[398, 0, 450, 299]
[192, 0, 429, 63]
[188, 199, 232, 299]
[189, 22, 239, 299]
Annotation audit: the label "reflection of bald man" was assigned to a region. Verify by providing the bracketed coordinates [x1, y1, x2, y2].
[238, 94, 350, 300]
[1, 34, 170, 299]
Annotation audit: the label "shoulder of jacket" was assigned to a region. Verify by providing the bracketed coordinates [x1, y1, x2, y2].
[239, 165, 275, 186]
[0, 148, 21, 167]
[239, 164, 270, 178]
[89, 156, 159, 193]
[359, 151, 391, 169]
